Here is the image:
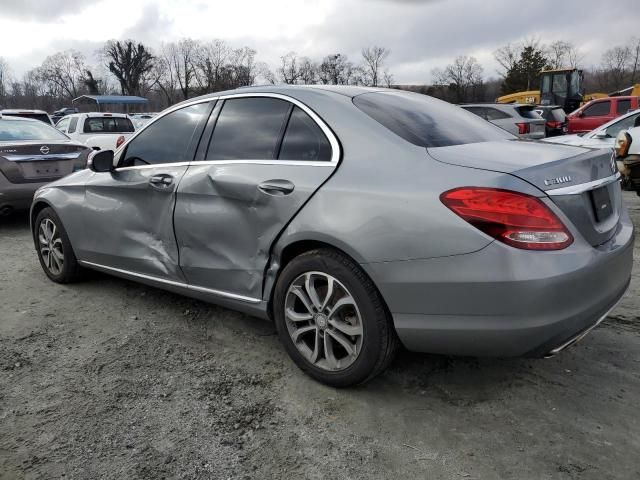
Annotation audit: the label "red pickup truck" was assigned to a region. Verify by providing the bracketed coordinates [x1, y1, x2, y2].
[567, 96, 639, 134]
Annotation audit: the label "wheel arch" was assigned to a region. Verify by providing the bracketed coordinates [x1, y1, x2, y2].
[264, 236, 390, 323]
[30, 199, 54, 237]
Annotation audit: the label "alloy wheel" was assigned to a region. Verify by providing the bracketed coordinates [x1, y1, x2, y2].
[38, 218, 64, 275]
[284, 271, 364, 371]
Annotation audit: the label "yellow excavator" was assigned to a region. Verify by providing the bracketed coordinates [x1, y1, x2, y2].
[495, 68, 637, 111]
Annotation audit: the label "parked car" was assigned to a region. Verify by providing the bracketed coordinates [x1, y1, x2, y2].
[55, 112, 135, 151]
[130, 113, 157, 130]
[460, 103, 546, 139]
[0, 109, 53, 125]
[51, 107, 79, 124]
[31, 86, 634, 386]
[534, 105, 568, 137]
[544, 108, 640, 149]
[0, 116, 90, 215]
[567, 96, 639, 134]
[613, 126, 640, 194]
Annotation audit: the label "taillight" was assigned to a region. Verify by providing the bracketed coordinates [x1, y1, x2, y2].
[440, 188, 573, 251]
[116, 135, 125, 148]
[516, 122, 530, 135]
[546, 121, 562, 129]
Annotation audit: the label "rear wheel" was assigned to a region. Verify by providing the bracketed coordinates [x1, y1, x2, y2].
[34, 207, 83, 283]
[273, 248, 398, 387]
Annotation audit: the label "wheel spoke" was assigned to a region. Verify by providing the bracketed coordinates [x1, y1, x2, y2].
[309, 329, 321, 363]
[51, 247, 64, 262]
[320, 277, 334, 311]
[304, 273, 322, 310]
[291, 325, 316, 343]
[329, 318, 362, 337]
[327, 295, 356, 319]
[291, 286, 315, 315]
[285, 308, 313, 322]
[327, 329, 355, 357]
[323, 333, 339, 369]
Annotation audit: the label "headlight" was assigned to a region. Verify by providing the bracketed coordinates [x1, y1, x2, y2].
[615, 130, 632, 158]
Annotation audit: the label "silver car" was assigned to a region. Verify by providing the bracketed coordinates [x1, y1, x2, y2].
[461, 103, 546, 139]
[31, 86, 634, 386]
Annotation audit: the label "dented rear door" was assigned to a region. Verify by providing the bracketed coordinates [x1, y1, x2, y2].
[174, 96, 339, 300]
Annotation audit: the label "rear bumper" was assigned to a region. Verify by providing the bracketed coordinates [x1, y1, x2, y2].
[0, 173, 49, 211]
[363, 213, 635, 357]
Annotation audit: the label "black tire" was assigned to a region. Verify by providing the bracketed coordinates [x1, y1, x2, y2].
[33, 207, 83, 283]
[273, 248, 399, 387]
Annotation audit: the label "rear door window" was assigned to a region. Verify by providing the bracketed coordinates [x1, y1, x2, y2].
[279, 107, 332, 161]
[206, 97, 291, 160]
[68, 117, 78, 134]
[583, 101, 611, 117]
[354, 92, 513, 148]
[616, 99, 631, 115]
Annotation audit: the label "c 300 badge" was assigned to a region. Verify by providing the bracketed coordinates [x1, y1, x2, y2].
[544, 176, 572, 186]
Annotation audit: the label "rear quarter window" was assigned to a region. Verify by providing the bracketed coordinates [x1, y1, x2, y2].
[353, 92, 513, 148]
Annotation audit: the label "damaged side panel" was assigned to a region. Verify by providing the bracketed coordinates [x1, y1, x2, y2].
[174, 163, 335, 299]
[80, 166, 189, 282]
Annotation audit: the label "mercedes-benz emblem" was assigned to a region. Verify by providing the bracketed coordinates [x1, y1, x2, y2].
[40, 146, 50, 155]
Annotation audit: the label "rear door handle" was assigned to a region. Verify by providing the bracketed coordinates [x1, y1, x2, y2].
[149, 174, 174, 189]
[258, 179, 295, 196]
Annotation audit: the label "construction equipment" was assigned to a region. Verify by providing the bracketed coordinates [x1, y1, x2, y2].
[497, 68, 584, 112]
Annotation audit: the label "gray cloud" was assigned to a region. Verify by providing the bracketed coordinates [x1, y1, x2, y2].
[0, 0, 101, 20]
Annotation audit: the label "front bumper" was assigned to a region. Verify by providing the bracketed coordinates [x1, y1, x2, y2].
[363, 213, 635, 357]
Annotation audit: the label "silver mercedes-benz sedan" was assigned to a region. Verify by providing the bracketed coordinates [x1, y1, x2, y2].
[31, 86, 634, 386]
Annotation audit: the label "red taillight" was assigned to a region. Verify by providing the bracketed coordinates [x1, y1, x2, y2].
[440, 188, 573, 251]
[116, 135, 125, 148]
[546, 121, 562, 129]
[516, 122, 530, 135]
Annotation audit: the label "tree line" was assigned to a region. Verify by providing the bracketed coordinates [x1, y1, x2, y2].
[0, 39, 391, 112]
[1, 36, 640, 112]
[424, 37, 640, 104]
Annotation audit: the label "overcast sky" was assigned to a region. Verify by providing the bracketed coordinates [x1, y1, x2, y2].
[0, 0, 638, 83]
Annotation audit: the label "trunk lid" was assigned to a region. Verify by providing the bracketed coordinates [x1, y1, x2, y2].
[0, 141, 88, 183]
[429, 139, 621, 247]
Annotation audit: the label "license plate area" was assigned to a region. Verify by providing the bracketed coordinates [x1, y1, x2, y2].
[590, 186, 613, 222]
[19, 161, 63, 179]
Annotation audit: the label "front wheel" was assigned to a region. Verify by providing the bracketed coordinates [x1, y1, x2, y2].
[273, 248, 398, 387]
[34, 207, 83, 283]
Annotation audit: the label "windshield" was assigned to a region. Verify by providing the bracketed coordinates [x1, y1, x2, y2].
[552, 74, 568, 95]
[0, 119, 70, 141]
[353, 91, 513, 148]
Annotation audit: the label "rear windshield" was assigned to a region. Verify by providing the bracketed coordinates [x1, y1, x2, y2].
[83, 117, 135, 133]
[0, 119, 69, 141]
[2, 112, 51, 125]
[353, 92, 513, 148]
[515, 106, 543, 119]
[548, 108, 567, 122]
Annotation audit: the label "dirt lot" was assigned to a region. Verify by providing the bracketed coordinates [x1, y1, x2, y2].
[1, 193, 639, 480]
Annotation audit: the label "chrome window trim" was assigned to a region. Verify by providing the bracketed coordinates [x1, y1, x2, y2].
[79, 260, 261, 304]
[546, 172, 621, 195]
[113, 92, 340, 171]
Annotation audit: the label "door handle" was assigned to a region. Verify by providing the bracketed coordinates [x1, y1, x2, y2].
[258, 179, 295, 196]
[149, 174, 174, 189]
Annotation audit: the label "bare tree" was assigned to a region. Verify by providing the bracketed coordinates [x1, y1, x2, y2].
[361, 46, 390, 87]
[278, 52, 302, 84]
[432, 55, 484, 103]
[319, 54, 353, 85]
[0, 57, 10, 104]
[166, 38, 199, 100]
[494, 42, 521, 77]
[38, 50, 86, 99]
[547, 40, 582, 69]
[383, 69, 394, 88]
[194, 39, 231, 92]
[601, 46, 632, 89]
[628, 37, 640, 84]
[104, 40, 155, 96]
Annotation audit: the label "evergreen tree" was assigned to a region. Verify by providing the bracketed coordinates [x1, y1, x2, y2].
[501, 46, 549, 94]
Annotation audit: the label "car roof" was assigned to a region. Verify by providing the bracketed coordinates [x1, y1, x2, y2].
[0, 109, 49, 114]
[64, 112, 131, 118]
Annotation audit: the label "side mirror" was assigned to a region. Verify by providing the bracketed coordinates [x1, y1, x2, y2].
[88, 150, 114, 172]
[594, 130, 608, 139]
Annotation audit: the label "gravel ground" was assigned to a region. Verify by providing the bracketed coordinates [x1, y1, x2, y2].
[1, 192, 639, 480]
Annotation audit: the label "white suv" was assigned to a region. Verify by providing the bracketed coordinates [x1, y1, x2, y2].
[55, 113, 136, 151]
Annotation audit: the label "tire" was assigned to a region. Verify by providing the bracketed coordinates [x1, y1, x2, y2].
[33, 207, 83, 283]
[273, 248, 399, 387]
